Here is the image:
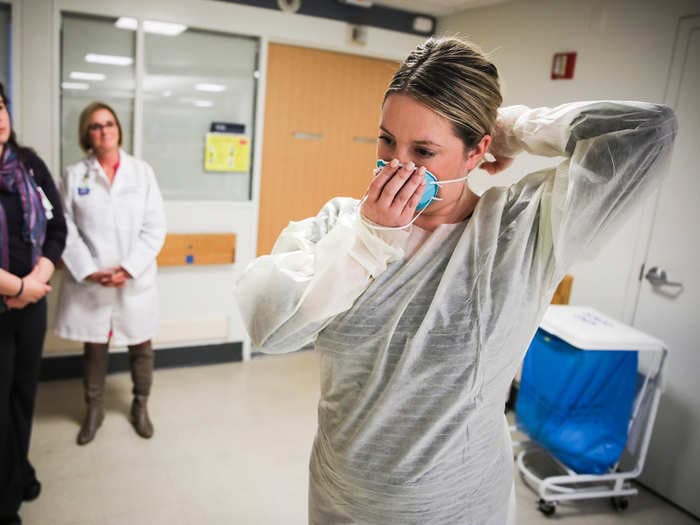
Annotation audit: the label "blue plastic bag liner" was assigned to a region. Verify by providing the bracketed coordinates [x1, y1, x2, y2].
[516, 329, 638, 474]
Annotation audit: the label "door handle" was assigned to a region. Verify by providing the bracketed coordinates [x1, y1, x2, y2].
[644, 266, 683, 288]
[292, 131, 323, 141]
[352, 136, 376, 144]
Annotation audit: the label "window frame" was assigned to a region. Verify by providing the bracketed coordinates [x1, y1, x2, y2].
[57, 8, 262, 202]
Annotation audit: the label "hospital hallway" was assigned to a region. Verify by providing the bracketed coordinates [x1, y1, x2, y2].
[20, 351, 699, 525]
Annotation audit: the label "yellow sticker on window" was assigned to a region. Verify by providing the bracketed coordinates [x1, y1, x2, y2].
[204, 133, 251, 172]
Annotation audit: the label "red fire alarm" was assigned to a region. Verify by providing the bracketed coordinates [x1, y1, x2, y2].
[551, 52, 577, 80]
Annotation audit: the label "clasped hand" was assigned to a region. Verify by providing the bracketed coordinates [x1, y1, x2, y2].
[86, 267, 132, 288]
[3, 258, 54, 309]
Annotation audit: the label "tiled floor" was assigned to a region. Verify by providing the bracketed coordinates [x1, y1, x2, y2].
[20, 351, 698, 524]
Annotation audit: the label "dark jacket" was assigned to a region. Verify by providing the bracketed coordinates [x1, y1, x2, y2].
[0, 150, 67, 277]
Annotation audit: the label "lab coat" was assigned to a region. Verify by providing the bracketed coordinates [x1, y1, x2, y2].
[236, 102, 677, 524]
[54, 150, 166, 345]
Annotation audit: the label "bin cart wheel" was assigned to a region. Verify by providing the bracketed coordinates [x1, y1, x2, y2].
[610, 496, 629, 512]
[538, 499, 556, 516]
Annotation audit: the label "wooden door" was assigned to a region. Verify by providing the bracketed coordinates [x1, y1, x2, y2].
[258, 44, 398, 255]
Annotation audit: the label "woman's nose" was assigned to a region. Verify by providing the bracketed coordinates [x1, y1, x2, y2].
[394, 151, 420, 168]
[397, 158, 421, 171]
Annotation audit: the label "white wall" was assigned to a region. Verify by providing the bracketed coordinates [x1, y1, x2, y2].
[13, 0, 424, 357]
[440, 0, 700, 322]
[21, 0, 694, 354]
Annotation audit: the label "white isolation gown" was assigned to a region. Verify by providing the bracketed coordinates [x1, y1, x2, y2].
[235, 101, 677, 524]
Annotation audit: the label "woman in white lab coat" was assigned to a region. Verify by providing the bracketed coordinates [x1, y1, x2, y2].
[55, 102, 166, 445]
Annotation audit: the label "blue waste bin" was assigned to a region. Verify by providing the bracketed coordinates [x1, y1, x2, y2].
[516, 329, 638, 474]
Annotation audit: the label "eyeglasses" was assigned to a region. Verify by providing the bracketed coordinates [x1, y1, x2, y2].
[87, 121, 116, 132]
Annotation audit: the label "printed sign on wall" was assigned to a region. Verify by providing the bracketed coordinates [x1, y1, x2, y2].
[205, 133, 251, 172]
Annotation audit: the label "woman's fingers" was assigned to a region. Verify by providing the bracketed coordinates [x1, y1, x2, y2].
[4, 297, 27, 309]
[405, 178, 426, 215]
[393, 166, 425, 212]
[378, 161, 415, 206]
[366, 158, 400, 202]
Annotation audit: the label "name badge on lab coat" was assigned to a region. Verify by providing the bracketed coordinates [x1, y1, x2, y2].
[78, 187, 90, 196]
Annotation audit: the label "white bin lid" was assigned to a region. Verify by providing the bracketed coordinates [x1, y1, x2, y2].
[540, 305, 665, 352]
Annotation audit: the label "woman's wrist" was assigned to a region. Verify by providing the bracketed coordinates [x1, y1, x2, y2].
[491, 105, 528, 158]
[14, 277, 24, 298]
[35, 257, 55, 282]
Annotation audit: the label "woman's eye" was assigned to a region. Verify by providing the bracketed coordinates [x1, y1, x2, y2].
[415, 148, 435, 158]
[378, 135, 394, 145]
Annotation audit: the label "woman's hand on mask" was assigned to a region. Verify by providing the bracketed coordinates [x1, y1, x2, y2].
[361, 159, 426, 227]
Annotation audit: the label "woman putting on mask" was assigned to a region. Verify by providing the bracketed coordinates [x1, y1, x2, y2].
[236, 38, 677, 524]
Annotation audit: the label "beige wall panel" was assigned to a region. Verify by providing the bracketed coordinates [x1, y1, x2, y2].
[258, 44, 398, 255]
[157, 234, 237, 266]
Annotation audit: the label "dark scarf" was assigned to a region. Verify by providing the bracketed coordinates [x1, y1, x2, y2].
[0, 145, 47, 271]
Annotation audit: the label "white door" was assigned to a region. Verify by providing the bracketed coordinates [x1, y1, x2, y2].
[633, 15, 700, 518]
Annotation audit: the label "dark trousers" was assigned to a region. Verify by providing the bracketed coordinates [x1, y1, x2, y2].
[0, 299, 46, 517]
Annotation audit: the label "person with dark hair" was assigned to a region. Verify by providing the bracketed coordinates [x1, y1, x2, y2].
[0, 83, 67, 525]
[54, 101, 166, 445]
[235, 37, 677, 524]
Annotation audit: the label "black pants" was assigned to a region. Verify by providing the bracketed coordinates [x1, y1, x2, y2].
[0, 299, 46, 518]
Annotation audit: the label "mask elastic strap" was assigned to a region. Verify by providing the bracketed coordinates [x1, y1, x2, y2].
[431, 174, 470, 187]
[426, 174, 469, 202]
[430, 161, 484, 198]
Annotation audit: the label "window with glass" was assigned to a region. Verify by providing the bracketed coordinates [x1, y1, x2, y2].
[60, 12, 259, 201]
[142, 27, 258, 201]
[60, 13, 135, 170]
[0, 3, 11, 98]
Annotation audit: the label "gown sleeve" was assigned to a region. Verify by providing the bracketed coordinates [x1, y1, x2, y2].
[492, 101, 678, 275]
[235, 197, 410, 354]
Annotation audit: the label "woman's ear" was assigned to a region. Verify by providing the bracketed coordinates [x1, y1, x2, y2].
[466, 135, 492, 171]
